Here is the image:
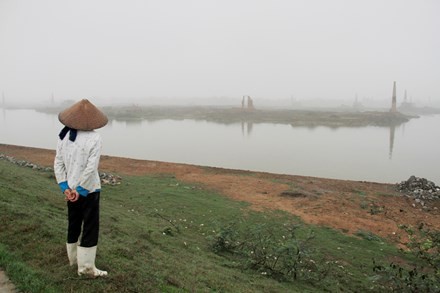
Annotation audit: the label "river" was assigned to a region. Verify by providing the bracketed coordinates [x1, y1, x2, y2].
[1, 108, 439, 184]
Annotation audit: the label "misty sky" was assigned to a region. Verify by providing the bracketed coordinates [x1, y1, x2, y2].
[0, 0, 439, 104]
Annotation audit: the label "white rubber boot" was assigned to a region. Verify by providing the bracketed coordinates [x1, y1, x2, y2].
[66, 242, 78, 266]
[77, 246, 108, 277]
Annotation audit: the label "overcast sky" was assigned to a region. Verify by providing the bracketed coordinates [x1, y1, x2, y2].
[0, 0, 439, 104]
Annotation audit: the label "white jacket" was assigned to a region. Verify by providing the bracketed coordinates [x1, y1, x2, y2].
[54, 130, 102, 194]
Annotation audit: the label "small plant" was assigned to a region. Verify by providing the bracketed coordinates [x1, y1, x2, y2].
[369, 202, 384, 215]
[355, 230, 383, 242]
[359, 200, 384, 215]
[210, 220, 343, 284]
[360, 201, 369, 210]
[405, 225, 440, 271]
[150, 211, 181, 235]
[372, 260, 439, 292]
[211, 222, 240, 253]
[353, 190, 366, 196]
[162, 227, 174, 236]
[371, 225, 440, 292]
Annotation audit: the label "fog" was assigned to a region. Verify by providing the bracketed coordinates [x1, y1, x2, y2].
[0, 0, 439, 107]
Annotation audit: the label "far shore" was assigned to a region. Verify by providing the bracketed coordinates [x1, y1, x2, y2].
[32, 104, 418, 127]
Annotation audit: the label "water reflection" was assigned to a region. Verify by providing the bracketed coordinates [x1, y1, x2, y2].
[0, 109, 439, 183]
[241, 122, 254, 136]
[389, 125, 395, 159]
[111, 118, 143, 126]
[125, 119, 143, 126]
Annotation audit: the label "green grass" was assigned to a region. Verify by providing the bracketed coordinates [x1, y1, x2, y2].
[0, 158, 418, 292]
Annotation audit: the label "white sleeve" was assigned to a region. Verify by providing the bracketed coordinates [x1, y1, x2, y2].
[53, 139, 67, 184]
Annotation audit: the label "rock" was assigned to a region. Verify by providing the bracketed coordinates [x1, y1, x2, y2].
[396, 176, 440, 207]
[0, 270, 16, 293]
[0, 153, 122, 186]
[99, 172, 122, 185]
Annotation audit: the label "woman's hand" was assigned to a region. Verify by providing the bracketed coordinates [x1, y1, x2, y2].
[64, 189, 79, 202]
[64, 189, 71, 201]
[70, 190, 79, 202]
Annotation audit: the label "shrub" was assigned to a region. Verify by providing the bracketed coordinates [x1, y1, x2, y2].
[210, 220, 344, 284]
[372, 225, 440, 292]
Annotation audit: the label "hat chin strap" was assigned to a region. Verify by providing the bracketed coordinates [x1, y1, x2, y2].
[59, 126, 78, 142]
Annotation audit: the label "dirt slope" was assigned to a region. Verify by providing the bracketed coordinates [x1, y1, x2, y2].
[1, 143, 439, 246]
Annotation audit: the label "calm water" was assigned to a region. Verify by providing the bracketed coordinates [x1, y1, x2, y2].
[1, 108, 439, 184]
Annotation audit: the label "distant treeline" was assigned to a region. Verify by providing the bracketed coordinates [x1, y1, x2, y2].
[37, 105, 415, 127]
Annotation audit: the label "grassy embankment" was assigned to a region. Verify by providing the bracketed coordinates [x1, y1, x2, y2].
[0, 158, 418, 292]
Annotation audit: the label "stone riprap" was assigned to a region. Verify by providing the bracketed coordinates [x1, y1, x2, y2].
[0, 153, 122, 186]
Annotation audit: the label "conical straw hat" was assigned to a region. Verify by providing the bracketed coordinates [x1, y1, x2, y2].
[58, 99, 108, 130]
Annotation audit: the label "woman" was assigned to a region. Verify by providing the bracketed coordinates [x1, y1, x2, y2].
[54, 99, 108, 277]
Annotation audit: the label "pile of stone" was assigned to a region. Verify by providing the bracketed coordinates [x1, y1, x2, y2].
[0, 153, 122, 186]
[100, 172, 122, 186]
[396, 176, 440, 208]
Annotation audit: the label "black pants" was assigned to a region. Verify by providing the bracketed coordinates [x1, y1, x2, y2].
[67, 192, 100, 247]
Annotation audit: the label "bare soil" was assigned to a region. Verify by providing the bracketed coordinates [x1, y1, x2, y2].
[0, 270, 16, 293]
[1, 143, 439, 247]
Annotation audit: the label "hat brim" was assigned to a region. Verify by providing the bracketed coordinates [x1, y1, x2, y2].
[59, 99, 108, 130]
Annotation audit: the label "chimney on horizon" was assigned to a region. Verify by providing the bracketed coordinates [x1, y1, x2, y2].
[390, 81, 397, 113]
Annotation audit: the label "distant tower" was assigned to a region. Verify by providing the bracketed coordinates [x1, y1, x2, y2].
[390, 81, 397, 113]
[353, 93, 362, 110]
[404, 89, 407, 103]
[247, 96, 255, 110]
[1, 92, 5, 108]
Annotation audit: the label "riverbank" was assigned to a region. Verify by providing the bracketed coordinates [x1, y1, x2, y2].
[1, 143, 439, 243]
[1, 143, 440, 292]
